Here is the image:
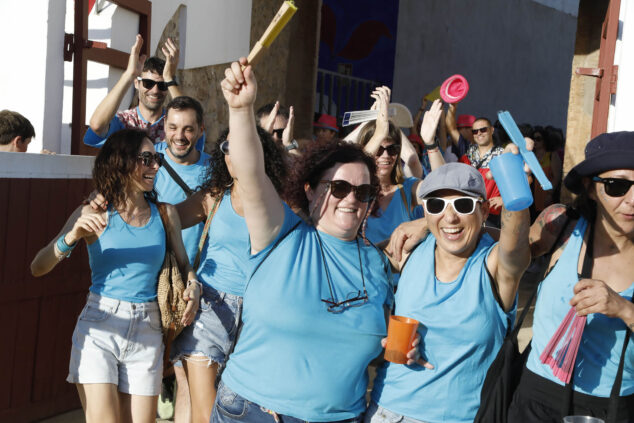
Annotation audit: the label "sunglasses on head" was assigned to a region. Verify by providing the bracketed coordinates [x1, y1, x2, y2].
[136, 77, 168, 91]
[592, 176, 634, 197]
[423, 196, 481, 215]
[320, 180, 376, 203]
[219, 140, 229, 155]
[471, 127, 489, 135]
[137, 152, 162, 167]
[376, 144, 400, 157]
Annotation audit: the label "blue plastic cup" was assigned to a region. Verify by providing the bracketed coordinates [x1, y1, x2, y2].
[489, 153, 533, 211]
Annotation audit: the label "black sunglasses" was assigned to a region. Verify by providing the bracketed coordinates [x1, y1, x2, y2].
[272, 128, 284, 139]
[320, 180, 376, 203]
[592, 176, 634, 197]
[472, 127, 489, 135]
[423, 197, 481, 215]
[137, 152, 162, 167]
[219, 140, 229, 155]
[136, 77, 168, 91]
[376, 144, 400, 157]
[322, 290, 369, 313]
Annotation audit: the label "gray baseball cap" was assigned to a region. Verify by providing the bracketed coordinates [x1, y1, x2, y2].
[417, 162, 487, 200]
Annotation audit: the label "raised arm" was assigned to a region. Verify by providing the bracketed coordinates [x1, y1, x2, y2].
[175, 190, 207, 230]
[89, 35, 146, 136]
[445, 103, 461, 146]
[161, 37, 184, 99]
[399, 129, 423, 178]
[343, 121, 370, 143]
[420, 99, 446, 172]
[220, 59, 285, 252]
[486, 144, 533, 312]
[362, 86, 391, 156]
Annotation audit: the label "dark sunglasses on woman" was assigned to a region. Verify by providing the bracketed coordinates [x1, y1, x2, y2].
[376, 144, 400, 157]
[136, 77, 168, 91]
[137, 152, 162, 167]
[320, 180, 376, 203]
[592, 176, 634, 197]
[423, 196, 481, 215]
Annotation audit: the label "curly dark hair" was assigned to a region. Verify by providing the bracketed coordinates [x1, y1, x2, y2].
[93, 129, 158, 208]
[201, 126, 288, 197]
[284, 139, 379, 239]
[357, 120, 404, 185]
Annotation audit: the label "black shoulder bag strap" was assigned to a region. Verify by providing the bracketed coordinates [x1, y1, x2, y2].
[161, 156, 195, 197]
[607, 296, 633, 422]
[214, 220, 302, 388]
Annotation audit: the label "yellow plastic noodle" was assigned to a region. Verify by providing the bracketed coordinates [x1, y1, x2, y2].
[260, 1, 298, 47]
[424, 85, 441, 102]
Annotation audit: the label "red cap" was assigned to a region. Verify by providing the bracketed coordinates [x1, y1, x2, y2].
[313, 114, 339, 132]
[457, 114, 476, 128]
[440, 74, 469, 104]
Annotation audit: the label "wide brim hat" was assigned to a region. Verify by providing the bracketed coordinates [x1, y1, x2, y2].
[417, 162, 487, 200]
[440, 74, 469, 104]
[313, 114, 339, 132]
[564, 131, 634, 194]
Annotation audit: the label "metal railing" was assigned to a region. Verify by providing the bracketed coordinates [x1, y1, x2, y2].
[316, 68, 382, 119]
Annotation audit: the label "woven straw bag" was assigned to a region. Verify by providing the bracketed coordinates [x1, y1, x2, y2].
[156, 203, 187, 340]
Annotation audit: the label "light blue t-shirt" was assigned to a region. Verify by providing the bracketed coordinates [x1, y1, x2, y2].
[87, 202, 165, 302]
[222, 205, 393, 422]
[365, 177, 420, 245]
[372, 233, 514, 423]
[196, 191, 250, 296]
[526, 217, 634, 396]
[154, 145, 209, 264]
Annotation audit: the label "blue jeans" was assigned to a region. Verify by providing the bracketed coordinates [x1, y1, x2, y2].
[211, 381, 363, 423]
[363, 402, 429, 423]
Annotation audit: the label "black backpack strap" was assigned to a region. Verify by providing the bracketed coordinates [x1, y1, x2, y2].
[607, 295, 634, 423]
[160, 155, 194, 197]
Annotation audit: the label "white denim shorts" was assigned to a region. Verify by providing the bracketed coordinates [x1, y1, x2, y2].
[66, 292, 164, 396]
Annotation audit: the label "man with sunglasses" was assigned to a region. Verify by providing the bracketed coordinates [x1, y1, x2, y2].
[84, 35, 192, 148]
[458, 117, 505, 226]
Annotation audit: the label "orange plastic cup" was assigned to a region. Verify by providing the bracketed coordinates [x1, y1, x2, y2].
[384, 315, 419, 364]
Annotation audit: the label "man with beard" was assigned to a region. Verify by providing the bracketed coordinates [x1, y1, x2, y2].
[83, 35, 203, 149]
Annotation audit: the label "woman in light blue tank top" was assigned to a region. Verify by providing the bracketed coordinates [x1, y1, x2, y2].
[171, 127, 288, 423]
[31, 129, 201, 423]
[368, 159, 531, 423]
[508, 132, 634, 422]
[209, 59, 393, 423]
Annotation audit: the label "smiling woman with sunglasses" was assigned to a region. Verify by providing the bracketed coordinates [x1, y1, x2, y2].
[508, 132, 634, 422]
[368, 158, 531, 423]
[30, 129, 200, 423]
[209, 58, 393, 423]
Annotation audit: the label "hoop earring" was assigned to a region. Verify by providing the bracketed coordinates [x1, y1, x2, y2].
[226, 179, 234, 188]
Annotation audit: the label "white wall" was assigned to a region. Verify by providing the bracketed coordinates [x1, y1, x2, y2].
[609, 0, 634, 132]
[0, 0, 65, 153]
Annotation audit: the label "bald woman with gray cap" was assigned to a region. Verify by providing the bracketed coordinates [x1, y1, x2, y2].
[368, 160, 531, 423]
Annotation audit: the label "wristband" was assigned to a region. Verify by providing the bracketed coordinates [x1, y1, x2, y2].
[56, 233, 77, 257]
[424, 138, 440, 151]
[165, 79, 178, 87]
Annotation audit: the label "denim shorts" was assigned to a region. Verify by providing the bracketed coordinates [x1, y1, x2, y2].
[66, 292, 164, 396]
[212, 381, 364, 423]
[170, 285, 242, 365]
[364, 402, 428, 423]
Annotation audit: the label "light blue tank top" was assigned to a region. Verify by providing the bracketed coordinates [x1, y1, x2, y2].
[87, 202, 165, 302]
[365, 177, 419, 244]
[526, 217, 634, 396]
[196, 191, 250, 296]
[154, 145, 210, 264]
[372, 233, 514, 422]
[222, 205, 393, 422]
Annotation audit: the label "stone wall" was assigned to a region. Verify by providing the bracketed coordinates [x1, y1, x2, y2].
[154, 0, 320, 151]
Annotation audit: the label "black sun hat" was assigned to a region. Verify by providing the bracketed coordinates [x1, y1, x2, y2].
[563, 131, 634, 194]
